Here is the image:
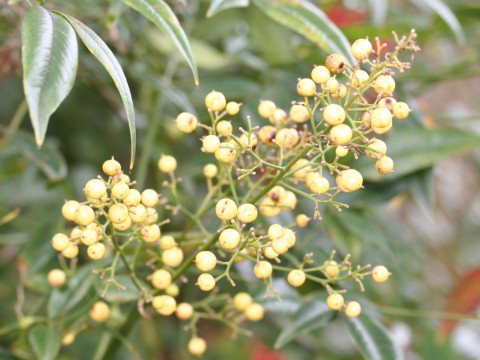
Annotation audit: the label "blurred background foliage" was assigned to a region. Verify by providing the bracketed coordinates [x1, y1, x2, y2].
[1, 0, 480, 359]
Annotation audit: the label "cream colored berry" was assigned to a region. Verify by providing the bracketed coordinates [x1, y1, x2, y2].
[259, 197, 281, 217]
[152, 295, 176, 316]
[70, 226, 83, 240]
[297, 78, 316, 97]
[289, 104, 310, 123]
[306, 172, 330, 195]
[295, 214, 310, 228]
[86, 223, 103, 240]
[90, 301, 110, 322]
[365, 139, 387, 159]
[258, 125, 277, 145]
[331, 83, 347, 99]
[326, 293, 344, 310]
[141, 224, 161, 243]
[205, 90, 226, 112]
[290, 158, 310, 179]
[215, 198, 237, 221]
[362, 111, 371, 128]
[203, 163, 218, 178]
[245, 303, 264, 321]
[176, 112, 198, 133]
[351, 38, 372, 60]
[336, 146, 349, 157]
[117, 173, 130, 184]
[61, 331, 76, 346]
[151, 269, 172, 290]
[254, 261, 273, 279]
[129, 204, 147, 223]
[271, 237, 290, 255]
[372, 265, 390, 283]
[392, 102, 411, 119]
[62, 243, 79, 259]
[378, 97, 397, 110]
[165, 284, 179, 297]
[226, 101, 240, 115]
[370, 108, 393, 129]
[102, 158, 121, 176]
[376, 156, 394, 174]
[345, 301, 362, 317]
[280, 191, 297, 211]
[188, 337, 207, 357]
[287, 269, 306, 287]
[323, 104, 346, 125]
[283, 228, 296, 247]
[144, 207, 158, 225]
[84, 179, 106, 199]
[263, 245, 279, 259]
[233, 292, 253, 312]
[87, 243, 106, 260]
[337, 169, 363, 193]
[270, 108, 287, 125]
[326, 54, 347, 73]
[258, 100, 276, 118]
[197, 273, 216, 291]
[219, 228, 241, 250]
[47, 269, 66, 287]
[52, 233, 70, 252]
[112, 217, 131, 231]
[215, 143, 237, 163]
[239, 133, 258, 148]
[237, 203, 258, 223]
[216, 120, 233, 136]
[141, 189, 159, 207]
[371, 121, 392, 134]
[202, 135, 221, 153]
[268, 186, 286, 203]
[74, 205, 95, 226]
[62, 200, 80, 221]
[329, 124, 352, 145]
[123, 189, 141, 207]
[81, 229, 98, 246]
[374, 75, 396, 95]
[311, 65, 330, 84]
[351, 69, 369, 88]
[323, 260, 339, 278]
[195, 251, 217, 272]
[162, 247, 184, 267]
[112, 182, 129, 200]
[268, 224, 284, 240]
[275, 128, 299, 148]
[108, 203, 129, 224]
[322, 77, 339, 94]
[158, 155, 177, 173]
[160, 235, 176, 250]
[176, 302, 194, 320]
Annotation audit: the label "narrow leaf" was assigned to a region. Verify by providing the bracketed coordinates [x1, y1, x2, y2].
[28, 325, 61, 360]
[21, 6, 78, 147]
[53, 12, 136, 170]
[252, 0, 354, 64]
[345, 314, 404, 360]
[207, 0, 249, 17]
[120, 0, 199, 85]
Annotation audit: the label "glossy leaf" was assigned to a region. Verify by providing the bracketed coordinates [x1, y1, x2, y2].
[53, 12, 136, 170]
[207, 0, 249, 17]
[252, 0, 354, 64]
[345, 314, 404, 360]
[28, 324, 61, 360]
[120, 0, 199, 85]
[21, 6, 78, 147]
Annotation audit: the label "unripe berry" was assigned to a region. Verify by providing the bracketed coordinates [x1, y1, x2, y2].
[376, 156, 394, 174]
[306, 172, 330, 194]
[151, 269, 172, 290]
[188, 337, 207, 357]
[176, 112, 198, 133]
[226, 101, 240, 115]
[371, 122, 392, 135]
[195, 251, 217, 272]
[345, 301, 362, 317]
[215, 198, 237, 221]
[62, 200, 80, 221]
[287, 269, 306, 287]
[85, 224, 103, 241]
[323, 260, 339, 277]
[165, 284, 179, 297]
[123, 189, 141, 207]
[61, 331, 76, 346]
[258, 100, 276, 118]
[326, 54, 347, 73]
[62, 243, 79, 259]
[297, 78, 316, 97]
[374, 75, 396, 95]
[337, 169, 363, 193]
[84, 179, 106, 199]
[275, 128, 299, 148]
[141, 224, 161, 243]
[270, 108, 287, 125]
[329, 124, 353, 145]
[129, 204, 147, 223]
[254, 261, 273, 279]
[259, 197, 281, 217]
[158, 155, 177, 173]
[371, 107, 393, 129]
[109, 203, 129, 224]
[392, 102, 411, 119]
[362, 111, 371, 128]
[365, 139, 387, 159]
[245, 303, 264, 321]
[202, 135, 221, 153]
[295, 214, 310, 228]
[268, 224, 284, 240]
[372, 265, 390, 283]
[216, 120, 232, 136]
[160, 235, 176, 250]
[219, 228, 241, 250]
[87, 243, 106, 260]
[237, 203, 258, 223]
[144, 207, 158, 225]
[47, 269, 66, 287]
[350, 70, 369, 88]
[152, 295, 176, 316]
[112, 182, 129, 200]
[70, 226, 83, 240]
[176, 302, 194, 320]
[268, 186, 286, 202]
[283, 228, 296, 247]
[162, 247, 184, 267]
[52, 233, 70, 252]
[215, 143, 237, 163]
[263, 245, 279, 259]
[322, 77, 339, 94]
[102, 158, 121, 176]
[197, 273, 216, 291]
[117, 173, 130, 184]
[378, 97, 397, 111]
[113, 217, 131, 231]
[81, 229, 98, 246]
[272, 237, 290, 255]
[351, 38, 372, 60]
[311, 65, 330, 84]
[239, 133, 258, 148]
[203, 163, 218, 178]
[336, 146, 349, 157]
[279, 191, 297, 210]
[233, 292, 253, 312]
[205, 90, 226, 112]
[331, 83, 347, 99]
[141, 189, 159, 207]
[326, 293, 344, 310]
[90, 301, 110, 322]
[258, 125, 277, 145]
[74, 205, 95, 226]
[289, 104, 310, 123]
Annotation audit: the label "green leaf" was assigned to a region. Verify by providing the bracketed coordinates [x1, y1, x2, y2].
[28, 324, 61, 360]
[345, 314, 404, 360]
[252, 0, 354, 64]
[21, 6, 78, 147]
[274, 296, 334, 349]
[97, 274, 142, 303]
[120, 0, 199, 86]
[207, 0, 249, 18]
[355, 128, 480, 181]
[52, 11, 136, 170]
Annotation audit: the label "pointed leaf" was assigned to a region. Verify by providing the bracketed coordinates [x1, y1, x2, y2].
[207, 0, 249, 17]
[120, 0, 198, 85]
[252, 0, 354, 64]
[28, 324, 61, 360]
[345, 314, 404, 360]
[53, 12, 136, 170]
[21, 6, 78, 147]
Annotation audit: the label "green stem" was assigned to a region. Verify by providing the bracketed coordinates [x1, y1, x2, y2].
[380, 306, 480, 322]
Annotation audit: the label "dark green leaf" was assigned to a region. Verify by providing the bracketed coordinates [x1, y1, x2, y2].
[21, 6, 78, 147]
[120, 0, 199, 85]
[207, 0, 249, 18]
[345, 314, 404, 360]
[252, 0, 354, 64]
[52, 12, 136, 170]
[28, 325, 61, 360]
[406, 168, 434, 214]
